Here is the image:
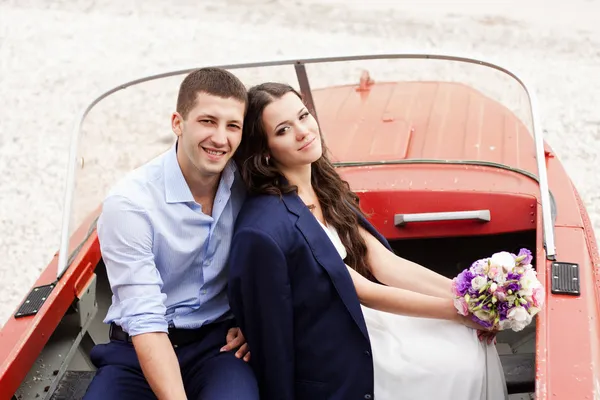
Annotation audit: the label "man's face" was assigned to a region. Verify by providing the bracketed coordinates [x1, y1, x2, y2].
[172, 92, 245, 179]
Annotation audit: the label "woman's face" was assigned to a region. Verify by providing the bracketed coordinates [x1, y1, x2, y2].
[261, 92, 322, 170]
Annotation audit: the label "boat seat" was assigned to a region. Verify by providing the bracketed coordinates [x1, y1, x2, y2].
[500, 353, 536, 394]
[49, 371, 95, 400]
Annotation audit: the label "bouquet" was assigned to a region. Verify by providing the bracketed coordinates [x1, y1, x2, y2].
[451, 248, 544, 332]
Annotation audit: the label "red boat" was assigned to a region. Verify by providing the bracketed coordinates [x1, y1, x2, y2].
[1, 54, 598, 400]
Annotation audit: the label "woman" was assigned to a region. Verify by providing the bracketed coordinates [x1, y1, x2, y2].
[227, 82, 508, 400]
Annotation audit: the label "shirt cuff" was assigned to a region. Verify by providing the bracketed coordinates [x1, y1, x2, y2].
[123, 315, 169, 336]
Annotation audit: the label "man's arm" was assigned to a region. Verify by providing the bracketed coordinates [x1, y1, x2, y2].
[98, 195, 187, 400]
[227, 228, 295, 400]
[131, 333, 187, 400]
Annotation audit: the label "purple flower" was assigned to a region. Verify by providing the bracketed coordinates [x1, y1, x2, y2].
[506, 282, 520, 293]
[454, 269, 475, 296]
[517, 248, 533, 265]
[497, 302, 509, 319]
[467, 285, 480, 297]
[507, 272, 521, 280]
[505, 272, 522, 293]
[471, 314, 494, 329]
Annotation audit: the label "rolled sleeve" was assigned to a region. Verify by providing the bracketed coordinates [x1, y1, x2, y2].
[97, 194, 168, 336]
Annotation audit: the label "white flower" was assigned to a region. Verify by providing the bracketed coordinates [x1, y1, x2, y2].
[490, 251, 516, 272]
[518, 287, 534, 297]
[521, 269, 540, 289]
[506, 295, 517, 306]
[519, 269, 541, 297]
[489, 282, 498, 293]
[471, 276, 488, 291]
[507, 306, 533, 332]
[494, 272, 507, 285]
[471, 259, 488, 275]
[512, 318, 530, 332]
[474, 309, 492, 322]
[487, 266, 500, 280]
[499, 319, 513, 331]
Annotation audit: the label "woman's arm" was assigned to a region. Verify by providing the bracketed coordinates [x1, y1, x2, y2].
[228, 227, 295, 400]
[346, 266, 483, 330]
[346, 265, 456, 320]
[360, 227, 454, 299]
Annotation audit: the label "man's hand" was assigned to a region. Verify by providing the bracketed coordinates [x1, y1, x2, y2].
[221, 327, 251, 362]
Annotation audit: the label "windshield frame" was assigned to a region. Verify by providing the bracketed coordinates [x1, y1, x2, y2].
[55, 53, 556, 280]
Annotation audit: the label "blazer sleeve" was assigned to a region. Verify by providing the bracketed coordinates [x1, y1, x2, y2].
[228, 227, 295, 400]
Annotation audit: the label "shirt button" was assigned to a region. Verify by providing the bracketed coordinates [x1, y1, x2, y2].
[364, 350, 371, 356]
[364, 394, 372, 400]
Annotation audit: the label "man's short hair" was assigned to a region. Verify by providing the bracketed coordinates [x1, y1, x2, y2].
[176, 67, 248, 119]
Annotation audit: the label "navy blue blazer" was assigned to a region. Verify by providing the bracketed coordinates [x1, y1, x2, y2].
[227, 190, 393, 400]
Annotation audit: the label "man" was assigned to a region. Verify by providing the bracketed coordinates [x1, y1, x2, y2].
[83, 67, 258, 400]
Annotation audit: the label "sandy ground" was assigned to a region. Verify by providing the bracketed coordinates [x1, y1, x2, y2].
[1, 0, 599, 333]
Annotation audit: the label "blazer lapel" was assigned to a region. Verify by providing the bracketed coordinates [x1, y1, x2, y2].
[282, 193, 370, 340]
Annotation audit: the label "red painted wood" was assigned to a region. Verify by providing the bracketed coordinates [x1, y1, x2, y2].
[0, 209, 102, 399]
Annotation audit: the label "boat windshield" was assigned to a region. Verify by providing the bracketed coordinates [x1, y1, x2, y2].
[56, 54, 553, 279]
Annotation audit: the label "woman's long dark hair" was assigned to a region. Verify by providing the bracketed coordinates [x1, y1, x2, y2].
[234, 82, 373, 280]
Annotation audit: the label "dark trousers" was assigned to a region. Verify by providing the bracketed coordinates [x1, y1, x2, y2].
[83, 320, 259, 400]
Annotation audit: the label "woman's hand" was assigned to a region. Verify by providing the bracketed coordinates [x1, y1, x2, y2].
[454, 313, 499, 344]
[454, 313, 489, 330]
[477, 330, 498, 345]
[221, 327, 251, 362]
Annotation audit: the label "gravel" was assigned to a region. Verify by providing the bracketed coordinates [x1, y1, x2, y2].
[1, 0, 599, 329]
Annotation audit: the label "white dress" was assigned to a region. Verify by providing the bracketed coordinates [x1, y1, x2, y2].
[317, 220, 508, 400]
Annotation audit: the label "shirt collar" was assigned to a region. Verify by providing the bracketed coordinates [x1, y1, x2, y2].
[164, 142, 238, 204]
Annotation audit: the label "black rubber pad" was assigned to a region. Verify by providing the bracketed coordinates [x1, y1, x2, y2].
[551, 262, 580, 296]
[14, 283, 55, 318]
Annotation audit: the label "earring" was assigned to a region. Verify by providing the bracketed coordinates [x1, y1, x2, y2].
[265, 155, 270, 166]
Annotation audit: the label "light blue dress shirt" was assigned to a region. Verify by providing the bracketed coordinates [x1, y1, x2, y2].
[97, 143, 246, 336]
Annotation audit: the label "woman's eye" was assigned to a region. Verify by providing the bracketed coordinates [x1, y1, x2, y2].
[276, 126, 289, 135]
[300, 112, 309, 119]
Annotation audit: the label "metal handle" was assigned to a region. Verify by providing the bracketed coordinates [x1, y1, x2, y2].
[394, 210, 491, 226]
